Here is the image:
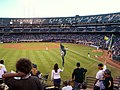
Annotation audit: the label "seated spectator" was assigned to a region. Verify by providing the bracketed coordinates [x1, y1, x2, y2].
[0, 60, 7, 84]
[30, 63, 41, 79]
[2, 58, 43, 90]
[62, 80, 73, 90]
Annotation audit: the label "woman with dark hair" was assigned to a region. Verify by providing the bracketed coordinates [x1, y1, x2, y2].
[2, 58, 43, 90]
[51, 63, 64, 88]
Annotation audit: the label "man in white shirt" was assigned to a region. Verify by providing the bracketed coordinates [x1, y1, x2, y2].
[94, 63, 106, 90]
[0, 60, 7, 84]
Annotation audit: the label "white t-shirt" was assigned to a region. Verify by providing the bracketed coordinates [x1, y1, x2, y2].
[0, 64, 7, 78]
[95, 70, 104, 87]
[51, 68, 63, 80]
[95, 65, 107, 87]
[62, 85, 73, 90]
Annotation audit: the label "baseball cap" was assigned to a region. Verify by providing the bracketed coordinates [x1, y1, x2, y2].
[33, 64, 37, 68]
[104, 69, 111, 75]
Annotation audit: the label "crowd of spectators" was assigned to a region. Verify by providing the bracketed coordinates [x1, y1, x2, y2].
[1, 26, 119, 33]
[0, 33, 120, 57]
[0, 12, 120, 59]
[112, 37, 120, 56]
[0, 12, 119, 90]
[1, 59, 114, 90]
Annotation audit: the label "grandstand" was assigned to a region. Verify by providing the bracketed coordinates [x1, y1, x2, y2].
[0, 12, 120, 32]
[0, 12, 120, 61]
[0, 12, 120, 89]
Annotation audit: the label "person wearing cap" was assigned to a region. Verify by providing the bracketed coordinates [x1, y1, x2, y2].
[30, 63, 41, 79]
[94, 63, 107, 90]
[102, 69, 113, 90]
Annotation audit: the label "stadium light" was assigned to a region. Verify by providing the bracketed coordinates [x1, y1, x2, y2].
[10, 21, 13, 24]
[30, 22, 32, 24]
[20, 0, 35, 17]
[20, 22, 23, 24]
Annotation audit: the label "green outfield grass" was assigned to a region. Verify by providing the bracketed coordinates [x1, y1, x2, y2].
[0, 42, 120, 81]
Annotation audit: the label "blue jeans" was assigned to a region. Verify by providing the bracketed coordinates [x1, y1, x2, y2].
[74, 81, 83, 90]
[54, 78, 61, 88]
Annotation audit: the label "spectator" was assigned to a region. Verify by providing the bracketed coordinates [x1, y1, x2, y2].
[30, 63, 41, 79]
[101, 69, 113, 90]
[94, 63, 106, 90]
[72, 62, 87, 90]
[2, 58, 43, 90]
[51, 63, 63, 88]
[0, 60, 7, 84]
[62, 80, 73, 90]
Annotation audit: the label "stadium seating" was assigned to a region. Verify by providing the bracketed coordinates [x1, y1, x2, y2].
[0, 12, 120, 58]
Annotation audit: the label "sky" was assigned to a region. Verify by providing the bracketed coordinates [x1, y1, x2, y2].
[0, 0, 120, 18]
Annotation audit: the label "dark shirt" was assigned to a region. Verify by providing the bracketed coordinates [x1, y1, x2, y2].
[30, 71, 41, 78]
[4, 76, 43, 90]
[72, 68, 86, 83]
[103, 77, 113, 90]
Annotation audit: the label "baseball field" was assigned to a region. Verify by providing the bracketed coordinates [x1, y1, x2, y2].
[0, 42, 120, 80]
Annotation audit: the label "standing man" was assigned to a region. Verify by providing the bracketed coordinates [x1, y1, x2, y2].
[94, 63, 106, 90]
[0, 60, 7, 84]
[72, 62, 87, 90]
